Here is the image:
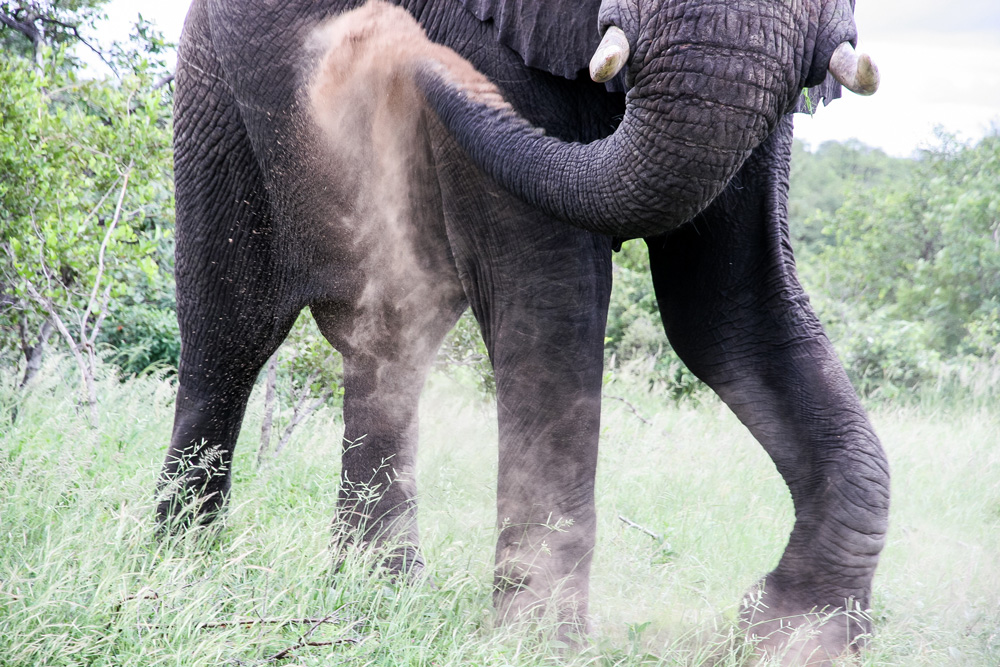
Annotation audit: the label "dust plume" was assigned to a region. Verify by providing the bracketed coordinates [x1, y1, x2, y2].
[296, 1, 508, 567]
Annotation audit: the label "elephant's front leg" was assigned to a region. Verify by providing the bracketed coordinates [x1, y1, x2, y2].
[647, 118, 889, 665]
[434, 121, 613, 635]
[492, 338, 603, 635]
[474, 241, 612, 639]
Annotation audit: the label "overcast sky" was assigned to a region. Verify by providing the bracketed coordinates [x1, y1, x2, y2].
[96, 0, 1000, 157]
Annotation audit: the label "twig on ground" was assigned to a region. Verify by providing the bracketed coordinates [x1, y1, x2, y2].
[136, 616, 343, 631]
[265, 615, 367, 662]
[603, 393, 653, 425]
[266, 637, 362, 661]
[112, 587, 159, 613]
[618, 514, 663, 542]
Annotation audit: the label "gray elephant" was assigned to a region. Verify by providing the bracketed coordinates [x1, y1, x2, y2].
[160, 0, 889, 663]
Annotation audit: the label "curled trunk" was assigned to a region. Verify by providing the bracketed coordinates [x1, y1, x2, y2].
[415, 2, 802, 237]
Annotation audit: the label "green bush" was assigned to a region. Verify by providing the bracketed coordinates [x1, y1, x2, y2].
[797, 132, 1000, 400]
[605, 244, 704, 401]
[98, 302, 180, 375]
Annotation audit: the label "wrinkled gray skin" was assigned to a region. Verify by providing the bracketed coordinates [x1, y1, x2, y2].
[160, 0, 889, 663]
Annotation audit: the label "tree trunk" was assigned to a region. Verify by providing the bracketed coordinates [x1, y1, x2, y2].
[273, 388, 332, 458]
[257, 351, 279, 465]
[19, 318, 54, 388]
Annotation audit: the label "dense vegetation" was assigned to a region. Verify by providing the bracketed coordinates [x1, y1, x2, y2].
[608, 135, 1000, 402]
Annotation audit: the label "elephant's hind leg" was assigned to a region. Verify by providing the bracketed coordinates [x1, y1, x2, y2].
[647, 118, 889, 664]
[158, 20, 299, 530]
[312, 280, 465, 578]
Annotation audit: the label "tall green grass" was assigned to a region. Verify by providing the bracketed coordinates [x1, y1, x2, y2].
[1, 360, 997, 665]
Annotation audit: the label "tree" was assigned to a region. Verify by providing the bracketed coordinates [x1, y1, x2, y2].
[799, 132, 1000, 395]
[788, 138, 914, 250]
[1, 1, 111, 68]
[0, 43, 174, 423]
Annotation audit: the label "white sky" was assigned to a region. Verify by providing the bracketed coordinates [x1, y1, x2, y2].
[795, 0, 1000, 155]
[95, 0, 1000, 157]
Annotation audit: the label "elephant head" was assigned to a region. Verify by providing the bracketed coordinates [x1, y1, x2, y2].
[415, 0, 879, 237]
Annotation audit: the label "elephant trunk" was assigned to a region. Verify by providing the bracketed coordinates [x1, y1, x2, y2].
[415, 2, 806, 237]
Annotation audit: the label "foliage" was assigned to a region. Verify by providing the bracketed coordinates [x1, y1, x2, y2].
[798, 132, 1000, 397]
[280, 313, 344, 400]
[435, 310, 495, 397]
[788, 138, 914, 250]
[98, 300, 179, 374]
[257, 311, 345, 462]
[0, 1, 110, 65]
[599, 135, 1000, 403]
[2, 0, 994, 411]
[0, 38, 174, 416]
[605, 244, 703, 401]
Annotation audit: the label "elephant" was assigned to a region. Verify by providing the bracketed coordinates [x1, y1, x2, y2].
[159, 0, 889, 663]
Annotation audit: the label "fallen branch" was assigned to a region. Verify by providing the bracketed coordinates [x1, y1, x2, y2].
[266, 615, 366, 662]
[603, 393, 653, 425]
[618, 514, 663, 542]
[137, 616, 343, 631]
[266, 636, 362, 661]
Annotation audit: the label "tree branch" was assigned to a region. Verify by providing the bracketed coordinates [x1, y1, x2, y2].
[602, 392, 653, 425]
[273, 382, 332, 457]
[24, 278, 99, 426]
[265, 614, 353, 661]
[618, 514, 663, 542]
[19, 318, 54, 388]
[81, 164, 131, 344]
[35, 15, 120, 76]
[0, 11, 42, 48]
[258, 351, 279, 465]
[138, 616, 345, 631]
[152, 74, 174, 90]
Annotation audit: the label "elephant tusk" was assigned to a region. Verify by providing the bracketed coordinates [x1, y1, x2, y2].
[828, 42, 880, 95]
[589, 26, 630, 83]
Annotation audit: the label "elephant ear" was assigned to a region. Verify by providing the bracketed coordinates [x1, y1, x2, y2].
[794, 75, 842, 115]
[459, 0, 603, 80]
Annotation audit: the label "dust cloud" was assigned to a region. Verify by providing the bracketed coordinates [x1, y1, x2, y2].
[299, 2, 594, 628]
[297, 1, 497, 564]
[301, 4, 452, 391]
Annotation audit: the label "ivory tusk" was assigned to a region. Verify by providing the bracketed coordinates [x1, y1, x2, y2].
[589, 26, 630, 83]
[828, 41, 880, 95]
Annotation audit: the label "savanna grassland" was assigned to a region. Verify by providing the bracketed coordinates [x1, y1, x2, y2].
[2, 361, 998, 666]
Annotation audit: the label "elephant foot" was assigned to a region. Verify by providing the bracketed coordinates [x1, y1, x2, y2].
[379, 544, 426, 580]
[154, 478, 230, 536]
[740, 580, 871, 666]
[155, 438, 234, 534]
[330, 516, 426, 583]
[493, 560, 590, 650]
